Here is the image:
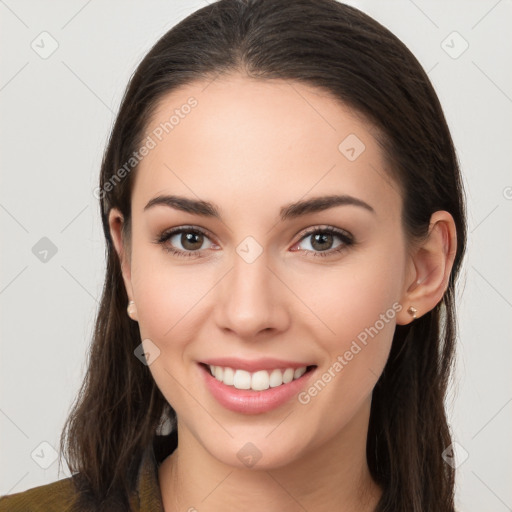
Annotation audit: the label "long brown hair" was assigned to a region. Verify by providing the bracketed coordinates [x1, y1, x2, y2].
[59, 1, 467, 510]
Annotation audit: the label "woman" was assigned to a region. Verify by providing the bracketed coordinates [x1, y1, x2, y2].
[0, 0, 466, 510]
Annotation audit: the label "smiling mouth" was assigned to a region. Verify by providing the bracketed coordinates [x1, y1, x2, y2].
[199, 362, 317, 392]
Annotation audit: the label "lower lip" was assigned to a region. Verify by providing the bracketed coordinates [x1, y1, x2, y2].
[199, 363, 317, 414]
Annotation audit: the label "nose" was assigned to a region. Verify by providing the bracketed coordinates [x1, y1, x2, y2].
[213, 246, 290, 339]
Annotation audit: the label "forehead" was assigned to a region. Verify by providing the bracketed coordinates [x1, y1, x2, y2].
[132, 74, 401, 222]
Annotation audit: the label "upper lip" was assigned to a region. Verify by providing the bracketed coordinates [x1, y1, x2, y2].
[200, 357, 315, 372]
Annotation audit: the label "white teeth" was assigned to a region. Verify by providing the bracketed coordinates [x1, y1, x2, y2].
[269, 369, 283, 388]
[233, 369, 251, 389]
[208, 364, 310, 391]
[213, 366, 223, 381]
[282, 368, 294, 383]
[251, 370, 269, 391]
[223, 367, 235, 385]
[294, 367, 307, 379]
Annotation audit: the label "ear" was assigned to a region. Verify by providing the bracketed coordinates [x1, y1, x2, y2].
[108, 207, 138, 321]
[396, 210, 457, 325]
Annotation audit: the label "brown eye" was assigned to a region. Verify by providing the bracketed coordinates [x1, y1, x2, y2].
[292, 226, 355, 258]
[156, 226, 217, 258]
[310, 232, 334, 252]
[180, 231, 204, 251]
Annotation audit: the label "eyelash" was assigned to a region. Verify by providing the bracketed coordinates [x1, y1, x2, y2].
[154, 225, 355, 259]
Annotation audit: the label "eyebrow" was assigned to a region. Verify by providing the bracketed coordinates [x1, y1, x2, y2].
[143, 194, 375, 220]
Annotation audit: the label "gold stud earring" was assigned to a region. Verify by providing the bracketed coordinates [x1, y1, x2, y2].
[127, 300, 137, 320]
[407, 306, 418, 319]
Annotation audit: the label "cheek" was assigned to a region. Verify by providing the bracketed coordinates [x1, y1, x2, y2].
[130, 243, 215, 341]
[130, 252, 215, 411]
[298, 262, 401, 334]
[290, 244, 404, 374]
[292, 263, 401, 432]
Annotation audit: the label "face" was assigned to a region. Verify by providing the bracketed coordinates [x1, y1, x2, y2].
[110, 74, 417, 469]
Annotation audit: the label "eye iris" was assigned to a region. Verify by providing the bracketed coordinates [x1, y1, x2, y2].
[311, 232, 333, 251]
[182, 232, 203, 250]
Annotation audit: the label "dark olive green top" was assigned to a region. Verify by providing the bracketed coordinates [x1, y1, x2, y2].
[0, 435, 176, 512]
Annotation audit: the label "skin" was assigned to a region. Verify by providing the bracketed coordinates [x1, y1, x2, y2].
[109, 74, 457, 512]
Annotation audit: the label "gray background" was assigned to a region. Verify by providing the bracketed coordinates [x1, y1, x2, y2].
[1, 1, 511, 510]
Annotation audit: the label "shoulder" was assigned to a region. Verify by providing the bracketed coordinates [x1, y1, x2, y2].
[0, 476, 77, 512]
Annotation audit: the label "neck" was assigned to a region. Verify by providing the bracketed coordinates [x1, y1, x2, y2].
[158, 397, 383, 512]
